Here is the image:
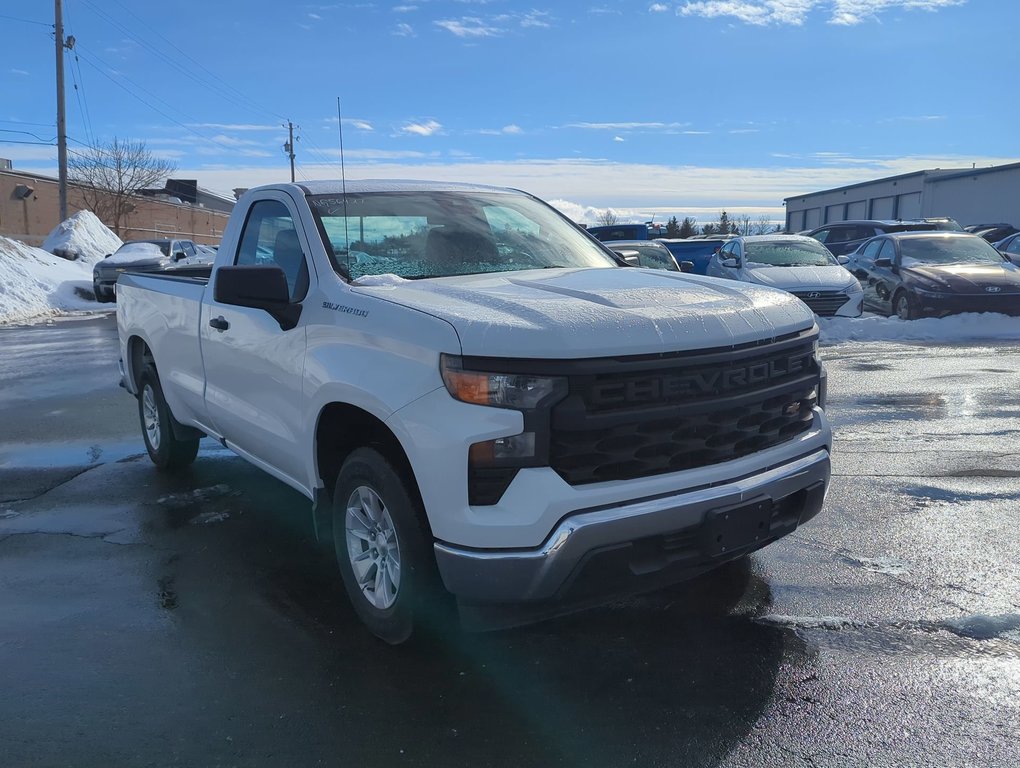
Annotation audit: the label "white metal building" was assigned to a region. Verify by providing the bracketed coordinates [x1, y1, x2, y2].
[784, 161, 1020, 232]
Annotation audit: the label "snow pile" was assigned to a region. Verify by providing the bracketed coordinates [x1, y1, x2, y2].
[0, 235, 102, 325]
[42, 210, 122, 264]
[818, 313, 1020, 345]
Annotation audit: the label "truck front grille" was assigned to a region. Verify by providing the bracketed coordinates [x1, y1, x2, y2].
[548, 333, 820, 486]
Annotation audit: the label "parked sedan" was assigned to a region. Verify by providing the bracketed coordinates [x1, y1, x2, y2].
[851, 232, 1020, 319]
[705, 234, 863, 317]
[993, 232, 1020, 265]
[92, 238, 214, 303]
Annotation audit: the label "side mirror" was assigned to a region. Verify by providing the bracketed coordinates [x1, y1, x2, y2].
[173, 251, 187, 261]
[837, 255, 850, 265]
[679, 261, 695, 273]
[613, 249, 641, 266]
[103, 253, 111, 259]
[874, 257, 892, 268]
[214, 265, 301, 330]
[721, 258, 740, 268]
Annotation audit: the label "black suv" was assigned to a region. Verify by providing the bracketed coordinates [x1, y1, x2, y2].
[805, 218, 962, 257]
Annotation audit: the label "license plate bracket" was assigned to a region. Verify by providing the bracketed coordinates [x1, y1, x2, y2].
[699, 497, 774, 557]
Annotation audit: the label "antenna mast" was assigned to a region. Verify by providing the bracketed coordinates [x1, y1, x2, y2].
[337, 97, 350, 277]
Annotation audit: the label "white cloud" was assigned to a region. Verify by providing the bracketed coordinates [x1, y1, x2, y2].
[435, 17, 502, 36]
[566, 121, 687, 130]
[393, 5, 418, 11]
[186, 123, 279, 131]
[400, 119, 442, 136]
[729, 128, 760, 134]
[10, 68, 30, 76]
[394, 22, 416, 35]
[502, 124, 523, 134]
[308, 12, 322, 19]
[520, 10, 552, 27]
[677, 0, 964, 26]
[649, 3, 670, 11]
[349, 119, 375, 131]
[613, 136, 625, 142]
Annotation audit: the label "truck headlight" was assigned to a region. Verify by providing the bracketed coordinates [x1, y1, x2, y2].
[440, 354, 566, 410]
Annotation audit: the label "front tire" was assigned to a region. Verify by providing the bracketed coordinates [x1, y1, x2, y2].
[138, 365, 199, 471]
[894, 290, 915, 320]
[332, 448, 436, 644]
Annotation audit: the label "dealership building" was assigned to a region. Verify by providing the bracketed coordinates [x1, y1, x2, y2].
[784, 160, 1020, 233]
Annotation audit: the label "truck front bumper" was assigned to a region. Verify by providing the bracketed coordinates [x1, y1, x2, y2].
[434, 447, 829, 605]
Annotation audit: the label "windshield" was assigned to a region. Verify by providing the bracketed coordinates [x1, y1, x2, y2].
[628, 244, 678, 271]
[900, 236, 1004, 265]
[744, 240, 835, 267]
[308, 191, 618, 280]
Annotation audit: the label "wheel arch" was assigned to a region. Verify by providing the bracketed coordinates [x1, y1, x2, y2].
[127, 335, 155, 394]
[312, 402, 430, 546]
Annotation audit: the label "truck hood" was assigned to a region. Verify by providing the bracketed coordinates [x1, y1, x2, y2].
[745, 264, 858, 292]
[351, 267, 815, 358]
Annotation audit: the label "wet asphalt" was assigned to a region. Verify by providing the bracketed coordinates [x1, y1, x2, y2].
[0, 314, 1018, 768]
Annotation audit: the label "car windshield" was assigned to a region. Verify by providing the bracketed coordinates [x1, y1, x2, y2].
[899, 236, 1004, 265]
[307, 191, 618, 280]
[628, 244, 678, 271]
[744, 240, 835, 267]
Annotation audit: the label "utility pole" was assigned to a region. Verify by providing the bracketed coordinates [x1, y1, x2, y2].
[55, 0, 68, 221]
[283, 121, 296, 183]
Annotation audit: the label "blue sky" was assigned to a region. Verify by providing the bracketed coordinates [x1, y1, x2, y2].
[2, 0, 1017, 223]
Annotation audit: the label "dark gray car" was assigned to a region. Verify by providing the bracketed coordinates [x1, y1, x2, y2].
[92, 238, 213, 303]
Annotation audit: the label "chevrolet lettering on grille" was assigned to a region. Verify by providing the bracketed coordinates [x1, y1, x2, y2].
[593, 350, 815, 405]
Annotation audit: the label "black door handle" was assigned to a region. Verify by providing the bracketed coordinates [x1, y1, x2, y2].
[209, 316, 229, 331]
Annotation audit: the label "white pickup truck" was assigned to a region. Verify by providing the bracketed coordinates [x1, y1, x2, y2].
[117, 180, 832, 642]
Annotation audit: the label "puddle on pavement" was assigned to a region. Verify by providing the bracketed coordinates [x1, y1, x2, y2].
[0, 439, 142, 469]
[0, 439, 230, 470]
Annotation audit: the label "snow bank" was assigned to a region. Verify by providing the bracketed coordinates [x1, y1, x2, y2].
[818, 313, 1020, 346]
[0, 235, 102, 325]
[42, 210, 122, 264]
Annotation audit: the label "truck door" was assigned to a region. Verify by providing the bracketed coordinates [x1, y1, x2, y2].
[201, 194, 311, 487]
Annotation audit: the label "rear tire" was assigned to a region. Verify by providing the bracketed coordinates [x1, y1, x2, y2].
[138, 365, 199, 471]
[332, 447, 438, 644]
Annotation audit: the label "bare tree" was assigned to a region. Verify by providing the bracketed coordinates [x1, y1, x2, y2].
[753, 215, 774, 235]
[68, 138, 177, 234]
[597, 209, 619, 226]
[737, 214, 753, 236]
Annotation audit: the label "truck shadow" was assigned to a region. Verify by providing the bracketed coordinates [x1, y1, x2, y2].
[154, 456, 807, 768]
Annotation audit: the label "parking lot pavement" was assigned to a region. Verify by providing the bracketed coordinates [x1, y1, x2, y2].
[1, 315, 1018, 767]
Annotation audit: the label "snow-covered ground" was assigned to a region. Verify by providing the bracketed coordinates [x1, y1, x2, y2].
[41, 210, 122, 265]
[0, 236, 103, 325]
[0, 212, 123, 325]
[817, 312, 1020, 345]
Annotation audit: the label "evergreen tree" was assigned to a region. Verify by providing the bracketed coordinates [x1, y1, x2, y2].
[665, 216, 681, 237]
[679, 217, 698, 238]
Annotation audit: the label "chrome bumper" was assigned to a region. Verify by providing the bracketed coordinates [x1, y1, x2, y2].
[434, 448, 830, 604]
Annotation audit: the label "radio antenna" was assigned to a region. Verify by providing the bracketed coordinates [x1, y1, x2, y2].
[337, 96, 351, 278]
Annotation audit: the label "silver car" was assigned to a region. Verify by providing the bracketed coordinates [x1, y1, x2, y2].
[705, 234, 863, 317]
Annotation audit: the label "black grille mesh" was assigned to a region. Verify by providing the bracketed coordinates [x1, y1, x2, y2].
[791, 290, 848, 317]
[549, 338, 819, 486]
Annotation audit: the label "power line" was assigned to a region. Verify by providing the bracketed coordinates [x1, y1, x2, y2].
[77, 0, 287, 123]
[0, 128, 58, 143]
[63, 1, 96, 148]
[73, 45, 274, 156]
[0, 13, 51, 27]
